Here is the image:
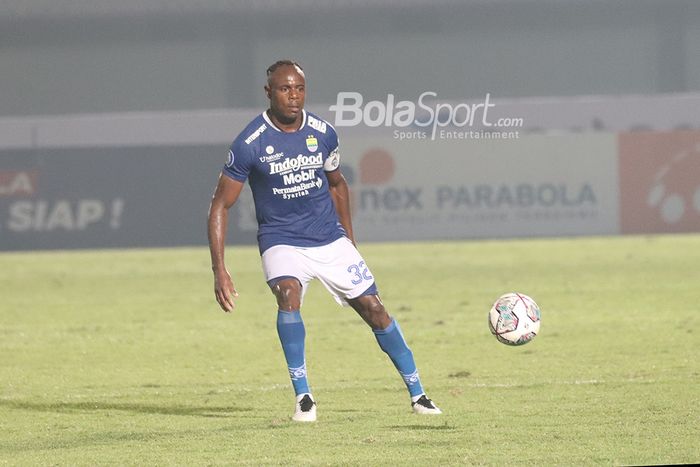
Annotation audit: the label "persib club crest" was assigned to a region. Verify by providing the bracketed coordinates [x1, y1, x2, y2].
[306, 135, 318, 152]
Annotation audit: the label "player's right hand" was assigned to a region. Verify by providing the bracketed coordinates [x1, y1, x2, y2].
[213, 269, 238, 312]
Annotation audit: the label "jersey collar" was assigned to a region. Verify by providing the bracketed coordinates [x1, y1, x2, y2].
[262, 109, 307, 133]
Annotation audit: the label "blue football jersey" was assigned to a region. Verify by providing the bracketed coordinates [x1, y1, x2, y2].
[223, 110, 346, 254]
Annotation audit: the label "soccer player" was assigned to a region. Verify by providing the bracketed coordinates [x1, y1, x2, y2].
[207, 59, 441, 422]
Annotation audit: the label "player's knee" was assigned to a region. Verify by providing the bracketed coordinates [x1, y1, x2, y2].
[272, 279, 302, 311]
[367, 301, 388, 327]
[353, 296, 391, 330]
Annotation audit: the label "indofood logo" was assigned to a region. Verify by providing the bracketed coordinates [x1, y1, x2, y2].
[269, 154, 322, 175]
[329, 91, 523, 140]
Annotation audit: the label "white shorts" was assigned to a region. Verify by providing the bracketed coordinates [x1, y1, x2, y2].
[261, 237, 377, 306]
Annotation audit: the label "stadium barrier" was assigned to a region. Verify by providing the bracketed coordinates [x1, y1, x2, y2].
[1, 94, 699, 250]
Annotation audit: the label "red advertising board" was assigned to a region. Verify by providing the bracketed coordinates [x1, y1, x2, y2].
[619, 130, 700, 233]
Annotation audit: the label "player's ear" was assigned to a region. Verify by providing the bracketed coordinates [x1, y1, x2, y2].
[264, 85, 271, 99]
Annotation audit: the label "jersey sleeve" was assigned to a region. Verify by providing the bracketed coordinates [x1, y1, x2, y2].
[323, 125, 341, 172]
[222, 137, 255, 182]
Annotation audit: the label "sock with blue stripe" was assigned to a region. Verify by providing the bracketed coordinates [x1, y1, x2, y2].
[373, 319, 425, 398]
[276, 310, 310, 396]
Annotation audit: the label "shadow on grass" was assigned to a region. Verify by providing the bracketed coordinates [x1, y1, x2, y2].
[0, 400, 259, 453]
[0, 424, 253, 453]
[0, 399, 251, 417]
[387, 423, 456, 431]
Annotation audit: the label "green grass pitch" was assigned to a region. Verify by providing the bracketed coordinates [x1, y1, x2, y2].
[1, 235, 698, 465]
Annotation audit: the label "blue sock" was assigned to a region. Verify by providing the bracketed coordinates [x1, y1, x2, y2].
[276, 310, 310, 396]
[373, 319, 424, 397]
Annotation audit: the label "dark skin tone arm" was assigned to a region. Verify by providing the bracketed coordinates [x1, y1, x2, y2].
[207, 173, 244, 312]
[326, 169, 355, 245]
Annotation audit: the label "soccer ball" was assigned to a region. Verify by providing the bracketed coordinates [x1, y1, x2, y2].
[488, 292, 541, 346]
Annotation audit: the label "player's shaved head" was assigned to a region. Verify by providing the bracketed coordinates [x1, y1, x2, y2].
[266, 60, 304, 84]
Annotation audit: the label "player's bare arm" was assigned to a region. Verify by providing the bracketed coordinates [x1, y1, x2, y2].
[207, 173, 244, 312]
[327, 169, 355, 244]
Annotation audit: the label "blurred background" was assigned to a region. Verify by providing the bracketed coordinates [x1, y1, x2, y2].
[1, 0, 699, 250]
[2, 0, 700, 115]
